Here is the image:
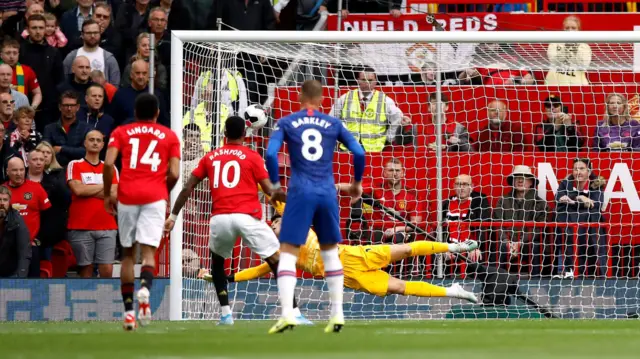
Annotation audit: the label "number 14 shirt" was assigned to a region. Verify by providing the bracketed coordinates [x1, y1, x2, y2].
[192, 143, 269, 220]
[108, 122, 181, 205]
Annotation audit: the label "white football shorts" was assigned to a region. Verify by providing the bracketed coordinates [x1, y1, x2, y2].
[209, 213, 280, 259]
[117, 200, 166, 248]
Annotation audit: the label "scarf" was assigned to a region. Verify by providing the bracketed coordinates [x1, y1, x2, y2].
[14, 63, 24, 95]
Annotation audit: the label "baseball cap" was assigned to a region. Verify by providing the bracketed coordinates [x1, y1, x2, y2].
[543, 95, 563, 108]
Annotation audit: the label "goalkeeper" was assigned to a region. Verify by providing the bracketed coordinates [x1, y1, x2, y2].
[206, 198, 478, 302]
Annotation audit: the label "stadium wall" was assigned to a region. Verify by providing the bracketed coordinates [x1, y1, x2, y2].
[1, 279, 639, 321]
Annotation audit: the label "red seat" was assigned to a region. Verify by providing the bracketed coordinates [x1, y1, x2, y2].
[40, 260, 52, 278]
[52, 240, 76, 278]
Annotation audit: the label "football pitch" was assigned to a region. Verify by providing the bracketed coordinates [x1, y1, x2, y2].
[1, 320, 639, 359]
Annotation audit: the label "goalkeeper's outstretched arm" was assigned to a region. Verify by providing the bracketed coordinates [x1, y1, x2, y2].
[164, 174, 203, 233]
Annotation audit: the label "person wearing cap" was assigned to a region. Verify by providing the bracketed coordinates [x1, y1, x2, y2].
[535, 95, 584, 152]
[474, 100, 531, 152]
[492, 165, 550, 275]
[554, 158, 607, 279]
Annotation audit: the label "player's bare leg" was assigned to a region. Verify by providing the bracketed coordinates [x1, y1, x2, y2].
[269, 243, 300, 334]
[319, 243, 344, 333]
[136, 244, 156, 327]
[120, 246, 136, 331]
[209, 252, 233, 325]
[388, 240, 479, 262]
[386, 276, 478, 303]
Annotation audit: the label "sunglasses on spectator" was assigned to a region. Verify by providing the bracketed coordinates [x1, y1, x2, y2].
[94, 14, 109, 19]
[1, 100, 15, 105]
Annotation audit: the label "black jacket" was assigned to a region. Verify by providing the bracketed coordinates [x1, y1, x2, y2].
[442, 191, 492, 243]
[19, 38, 65, 111]
[43, 119, 91, 167]
[57, 76, 95, 109]
[534, 122, 583, 152]
[208, 0, 276, 30]
[114, 2, 151, 55]
[150, 0, 193, 30]
[37, 169, 71, 247]
[0, 209, 31, 278]
[0, 141, 18, 184]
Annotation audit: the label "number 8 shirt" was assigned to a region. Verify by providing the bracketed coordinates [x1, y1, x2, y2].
[108, 122, 181, 205]
[191, 143, 268, 220]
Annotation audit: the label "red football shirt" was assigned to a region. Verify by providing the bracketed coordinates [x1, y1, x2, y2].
[445, 198, 472, 243]
[367, 183, 424, 229]
[192, 143, 268, 220]
[108, 121, 180, 205]
[11, 64, 39, 95]
[66, 158, 119, 230]
[6, 180, 51, 242]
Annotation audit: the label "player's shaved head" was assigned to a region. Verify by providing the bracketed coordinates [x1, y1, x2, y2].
[224, 116, 245, 141]
[299, 80, 323, 105]
[134, 93, 159, 122]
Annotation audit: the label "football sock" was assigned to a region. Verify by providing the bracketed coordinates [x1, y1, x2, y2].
[140, 265, 154, 290]
[267, 259, 300, 309]
[235, 262, 271, 282]
[320, 247, 344, 318]
[403, 281, 447, 297]
[210, 253, 229, 308]
[121, 282, 135, 311]
[409, 241, 450, 256]
[276, 252, 298, 319]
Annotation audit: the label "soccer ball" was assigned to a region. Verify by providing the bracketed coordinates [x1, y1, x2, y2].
[244, 104, 268, 130]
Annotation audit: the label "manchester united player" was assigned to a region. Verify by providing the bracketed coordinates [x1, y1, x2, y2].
[5, 156, 51, 277]
[165, 116, 282, 326]
[103, 94, 180, 331]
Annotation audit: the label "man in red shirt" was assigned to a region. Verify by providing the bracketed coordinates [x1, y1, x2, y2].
[365, 158, 425, 244]
[103, 94, 180, 331]
[165, 115, 281, 326]
[0, 38, 41, 110]
[5, 156, 51, 277]
[67, 130, 118, 278]
[474, 100, 531, 152]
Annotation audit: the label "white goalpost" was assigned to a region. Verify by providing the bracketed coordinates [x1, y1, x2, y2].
[169, 30, 640, 321]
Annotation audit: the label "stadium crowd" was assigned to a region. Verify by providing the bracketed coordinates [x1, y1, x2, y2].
[0, 0, 636, 280]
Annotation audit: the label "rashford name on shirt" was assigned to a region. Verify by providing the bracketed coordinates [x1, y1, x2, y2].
[291, 117, 332, 129]
[209, 148, 247, 160]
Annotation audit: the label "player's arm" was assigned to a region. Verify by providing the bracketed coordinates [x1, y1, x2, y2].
[264, 121, 286, 201]
[228, 262, 273, 282]
[167, 156, 180, 192]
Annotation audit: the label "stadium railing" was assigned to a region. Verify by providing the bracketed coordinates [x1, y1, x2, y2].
[542, 0, 638, 12]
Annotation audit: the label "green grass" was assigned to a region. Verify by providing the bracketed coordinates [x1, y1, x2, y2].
[1, 320, 639, 359]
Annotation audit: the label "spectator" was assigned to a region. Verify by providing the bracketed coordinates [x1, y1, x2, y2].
[330, 0, 401, 18]
[146, 7, 170, 69]
[442, 174, 491, 264]
[40, 13, 68, 48]
[77, 84, 114, 158]
[555, 158, 607, 278]
[535, 95, 584, 152]
[151, 0, 192, 31]
[0, 125, 18, 183]
[474, 100, 529, 152]
[5, 156, 51, 277]
[115, 0, 151, 57]
[362, 158, 424, 244]
[120, 32, 167, 91]
[58, 56, 93, 108]
[9, 106, 42, 164]
[330, 66, 406, 152]
[0, 185, 31, 278]
[20, 14, 65, 133]
[0, 1, 26, 22]
[27, 147, 70, 259]
[0, 64, 29, 109]
[63, 19, 120, 86]
[90, 69, 116, 103]
[422, 93, 471, 152]
[67, 130, 117, 278]
[91, 2, 123, 69]
[109, 60, 168, 127]
[0, 92, 17, 132]
[493, 165, 550, 275]
[460, 43, 535, 86]
[1, 38, 42, 109]
[59, 0, 95, 51]
[2, 1, 44, 39]
[594, 93, 640, 151]
[36, 140, 63, 171]
[545, 15, 591, 86]
[43, 91, 90, 167]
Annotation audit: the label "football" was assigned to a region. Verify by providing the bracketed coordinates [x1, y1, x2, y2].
[244, 104, 268, 130]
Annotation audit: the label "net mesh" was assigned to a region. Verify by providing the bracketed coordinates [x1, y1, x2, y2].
[175, 38, 640, 320]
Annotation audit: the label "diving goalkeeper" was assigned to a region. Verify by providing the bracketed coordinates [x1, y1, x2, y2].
[205, 199, 478, 302]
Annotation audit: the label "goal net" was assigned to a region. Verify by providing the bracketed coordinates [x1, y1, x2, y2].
[170, 31, 640, 321]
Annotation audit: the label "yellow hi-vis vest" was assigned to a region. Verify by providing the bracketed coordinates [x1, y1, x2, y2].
[340, 89, 387, 152]
[183, 70, 239, 152]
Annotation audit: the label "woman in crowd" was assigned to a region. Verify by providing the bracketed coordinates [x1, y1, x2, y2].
[555, 158, 607, 278]
[121, 32, 168, 91]
[593, 93, 640, 151]
[545, 15, 592, 85]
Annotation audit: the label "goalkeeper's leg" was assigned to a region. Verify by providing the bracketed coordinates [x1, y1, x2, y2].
[389, 240, 478, 262]
[210, 252, 234, 325]
[387, 277, 478, 303]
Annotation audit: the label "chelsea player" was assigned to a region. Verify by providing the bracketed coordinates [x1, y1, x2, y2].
[265, 80, 365, 334]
